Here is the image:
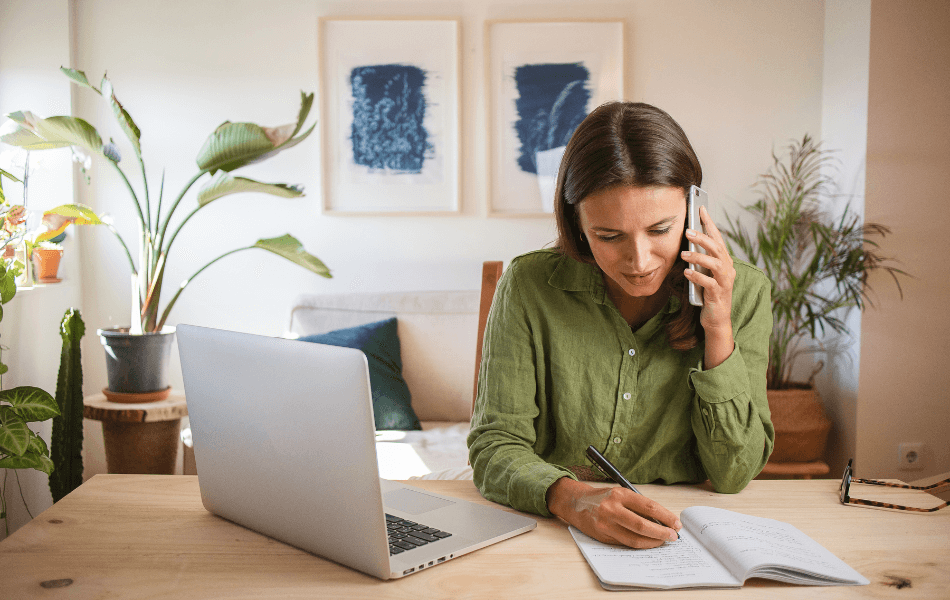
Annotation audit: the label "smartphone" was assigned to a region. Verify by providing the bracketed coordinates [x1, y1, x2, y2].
[687, 185, 710, 307]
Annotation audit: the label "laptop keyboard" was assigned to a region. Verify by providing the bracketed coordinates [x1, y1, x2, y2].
[386, 514, 453, 555]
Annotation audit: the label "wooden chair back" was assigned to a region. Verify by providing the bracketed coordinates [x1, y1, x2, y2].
[473, 261, 503, 415]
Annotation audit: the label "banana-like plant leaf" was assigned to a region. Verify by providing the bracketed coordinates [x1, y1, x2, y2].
[195, 91, 315, 174]
[0, 121, 73, 151]
[197, 173, 303, 207]
[0, 451, 54, 475]
[253, 234, 331, 278]
[61, 67, 101, 93]
[1, 111, 111, 161]
[0, 386, 60, 422]
[0, 406, 31, 456]
[37, 204, 106, 243]
[101, 75, 142, 158]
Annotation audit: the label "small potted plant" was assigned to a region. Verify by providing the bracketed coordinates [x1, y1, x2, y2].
[31, 240, 64, 283]
[723, 135, 907, 464]
[1, 68, 331, 396]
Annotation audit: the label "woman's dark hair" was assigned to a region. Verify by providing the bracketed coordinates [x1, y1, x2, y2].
[554, 101, 703, 351]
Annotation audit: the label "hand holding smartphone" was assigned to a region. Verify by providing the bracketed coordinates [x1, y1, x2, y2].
[687, 186, 710, 306]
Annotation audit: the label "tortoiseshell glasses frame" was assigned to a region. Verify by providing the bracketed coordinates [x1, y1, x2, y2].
[839, 459, 949, 513]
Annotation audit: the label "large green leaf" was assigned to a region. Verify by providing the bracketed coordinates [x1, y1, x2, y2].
[1, 111, 111, 161]
[0, 386, 60, 422]
[61, 67, 101, 93]
[0, 451, 54, 475]
[101, 75, 142, 158]
[0, 406, 30, 456]
[253, 234, 331, 278]
[37, 203, 106, 242]
[0, 268, 16, 303]
[195, 91, 315, 174]
[197, 173, 303, 207]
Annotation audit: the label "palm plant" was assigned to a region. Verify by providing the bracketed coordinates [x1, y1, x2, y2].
[0, 68, 330, 334]
[723, 135, 907, 389]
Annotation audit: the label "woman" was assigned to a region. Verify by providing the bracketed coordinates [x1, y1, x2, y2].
[468, 101, 774, 549]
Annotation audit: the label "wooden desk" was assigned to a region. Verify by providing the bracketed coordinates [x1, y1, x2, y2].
[1, 476, 947, 599]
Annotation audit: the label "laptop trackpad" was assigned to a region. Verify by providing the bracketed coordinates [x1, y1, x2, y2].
[384, 488, 455, 515]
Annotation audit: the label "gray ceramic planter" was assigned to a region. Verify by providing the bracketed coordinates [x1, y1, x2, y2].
[98, 327, 176, 394]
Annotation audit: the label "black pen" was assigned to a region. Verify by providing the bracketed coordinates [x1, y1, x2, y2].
[585, 445, 680, 540]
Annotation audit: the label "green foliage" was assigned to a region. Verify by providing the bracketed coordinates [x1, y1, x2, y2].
[1, 68, 331, 334]
[49, 309, 85, 503]
[723, 135, 908, 389]
[0, 261, 58, 530]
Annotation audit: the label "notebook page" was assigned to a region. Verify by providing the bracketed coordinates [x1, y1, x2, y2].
[569, 526, 740, 589]
[681, 506, 869, 585]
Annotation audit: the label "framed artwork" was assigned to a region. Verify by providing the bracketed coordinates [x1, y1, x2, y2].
[319, 18, 461, 214]
[486, 20, 625, 216]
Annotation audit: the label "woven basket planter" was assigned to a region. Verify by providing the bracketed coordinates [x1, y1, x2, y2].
[766, 385, 832, 463]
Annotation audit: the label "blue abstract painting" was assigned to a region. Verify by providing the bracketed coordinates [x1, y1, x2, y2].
[513, 63, 591, 174]
[349, 64, 433, 174]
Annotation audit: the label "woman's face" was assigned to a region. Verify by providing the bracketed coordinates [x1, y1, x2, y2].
[577, 185, 687, 301]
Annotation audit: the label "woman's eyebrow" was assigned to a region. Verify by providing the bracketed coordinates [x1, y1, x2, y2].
[589, 216, 678, 232]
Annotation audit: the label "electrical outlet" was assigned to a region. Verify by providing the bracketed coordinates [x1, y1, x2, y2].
[897, 443, 924, 471]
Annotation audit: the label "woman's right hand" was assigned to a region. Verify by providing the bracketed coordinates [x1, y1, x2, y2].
[546, 477, 681, 548]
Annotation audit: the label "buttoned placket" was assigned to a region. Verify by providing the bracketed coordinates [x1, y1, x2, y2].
[608, 337, 640, 453]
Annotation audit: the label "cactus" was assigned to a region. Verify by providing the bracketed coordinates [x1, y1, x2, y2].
[49, 308, 85, 503]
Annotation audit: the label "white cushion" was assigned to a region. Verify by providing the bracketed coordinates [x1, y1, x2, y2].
[288, 291, 479, 423]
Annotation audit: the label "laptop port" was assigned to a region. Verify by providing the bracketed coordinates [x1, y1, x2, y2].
[438, 557, 446, 563]
[403, 568, 414, 575]
[428, 561, 434, 566]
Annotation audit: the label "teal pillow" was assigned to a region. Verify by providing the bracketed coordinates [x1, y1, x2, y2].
[299, 317, 421, 431]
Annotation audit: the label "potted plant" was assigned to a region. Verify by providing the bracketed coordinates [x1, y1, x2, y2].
[32, 241, 64, 283]
[1, 173, 60, 534]
[0, 68, 331, 395]
[723, 135, 907, 464]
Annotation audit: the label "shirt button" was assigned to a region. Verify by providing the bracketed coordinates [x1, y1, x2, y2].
[623, 393, 631, 400]
[613, 437, 622, 444]
[628, 349, 636, 356]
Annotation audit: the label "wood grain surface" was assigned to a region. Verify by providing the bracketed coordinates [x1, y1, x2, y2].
[1, 475, 947, 599]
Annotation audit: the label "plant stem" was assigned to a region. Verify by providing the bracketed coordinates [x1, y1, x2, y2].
[14, 469, 32, 519]
[140, 158, 150, 235]
[106, 223, 137, 275]
[155, 246, 251, 330]
[108, 161, 146, 232]
[158, 170, 207, 252]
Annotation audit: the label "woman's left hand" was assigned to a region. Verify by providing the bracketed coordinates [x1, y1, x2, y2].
[682, 205, 736, 338]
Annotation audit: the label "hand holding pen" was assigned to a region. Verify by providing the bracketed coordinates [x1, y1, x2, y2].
[545, 447, 681, 549]
[586, 445, 680, 540]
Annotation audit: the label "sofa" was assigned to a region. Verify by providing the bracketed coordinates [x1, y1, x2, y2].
[287, 290, 480, 480]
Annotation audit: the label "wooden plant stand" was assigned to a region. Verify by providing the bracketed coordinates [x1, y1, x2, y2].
[83, 391, 188, 474]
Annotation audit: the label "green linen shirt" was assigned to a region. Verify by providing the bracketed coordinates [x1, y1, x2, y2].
[467, 249, 774, 517]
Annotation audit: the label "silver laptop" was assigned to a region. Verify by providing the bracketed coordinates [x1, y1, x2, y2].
[177, 324, 536, 580]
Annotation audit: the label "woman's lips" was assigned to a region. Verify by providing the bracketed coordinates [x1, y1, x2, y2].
[623, 269, 657, 285]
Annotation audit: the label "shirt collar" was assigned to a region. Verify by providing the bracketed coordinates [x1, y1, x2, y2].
[548, 254, 609, 304]
[548, 253, 683, 316]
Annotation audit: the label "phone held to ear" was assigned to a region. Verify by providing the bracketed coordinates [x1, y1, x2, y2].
[687, 185, 710, 307]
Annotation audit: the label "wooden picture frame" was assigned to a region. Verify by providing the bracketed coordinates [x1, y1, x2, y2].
[485, 20, 625, 217]
[319, 17, 461, 215]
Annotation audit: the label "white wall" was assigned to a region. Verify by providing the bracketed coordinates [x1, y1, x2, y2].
[816, 0, 871, 477]
[0, 0, 82, 538]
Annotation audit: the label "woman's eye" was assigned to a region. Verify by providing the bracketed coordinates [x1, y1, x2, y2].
[595, 234, 621, 242]
[650, 227, 672, 235]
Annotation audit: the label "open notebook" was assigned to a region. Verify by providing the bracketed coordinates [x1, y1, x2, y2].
[571, 506, 869, 591]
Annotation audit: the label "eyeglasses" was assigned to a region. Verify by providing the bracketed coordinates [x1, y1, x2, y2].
[839, 459, 949, 512]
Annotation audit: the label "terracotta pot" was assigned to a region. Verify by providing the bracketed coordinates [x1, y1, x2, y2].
[32, 247, 64, 283]
[767, 385, 832, 463]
